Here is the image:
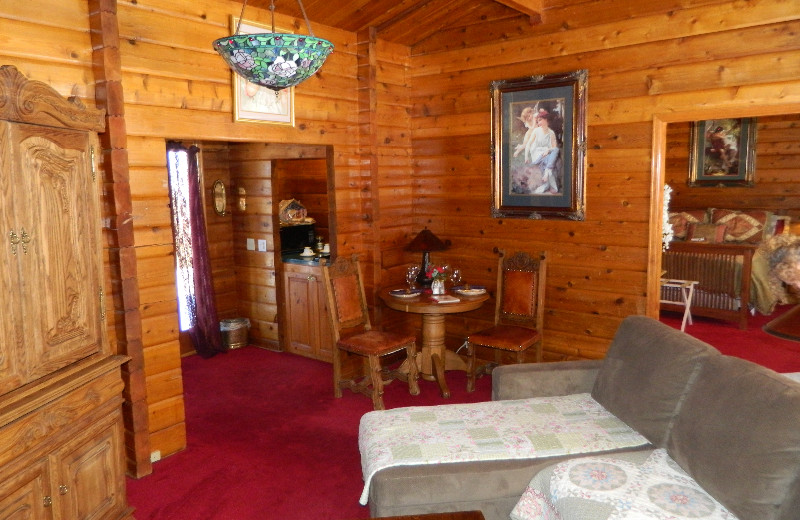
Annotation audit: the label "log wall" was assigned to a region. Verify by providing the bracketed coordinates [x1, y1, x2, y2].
[404, 0, 800, 361]
[666, 114, 800, 221]
[2, 0, 800, 472]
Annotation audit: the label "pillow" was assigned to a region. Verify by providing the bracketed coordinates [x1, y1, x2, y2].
[591, 316, 719, 447]
[668, 210, 708, 240]
[511, 449, 738, 520]
[686, 222, 726, 243]
[710, 209, 769, 243]
[667, 355, 800, 520]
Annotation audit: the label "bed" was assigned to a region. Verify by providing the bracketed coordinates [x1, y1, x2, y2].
[662, 208, 790, 329]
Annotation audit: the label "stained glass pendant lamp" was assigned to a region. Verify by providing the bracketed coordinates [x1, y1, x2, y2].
[212, 0, 334, 92]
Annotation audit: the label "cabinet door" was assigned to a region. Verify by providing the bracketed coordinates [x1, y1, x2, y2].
[0, 458, 52, 520]
[284, 269, 318, 357]
[0, 121, 26, 393]
[11, 124, 103, 381]
[56, 416, 125, 520]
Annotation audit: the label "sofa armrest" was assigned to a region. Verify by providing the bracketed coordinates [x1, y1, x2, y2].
[492, 360, 603, 401]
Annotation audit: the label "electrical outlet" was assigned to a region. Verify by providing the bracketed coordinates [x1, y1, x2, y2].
[150, 450, 161, 463]
[246, 238, 255, 251]
[257, 239, 267, 252]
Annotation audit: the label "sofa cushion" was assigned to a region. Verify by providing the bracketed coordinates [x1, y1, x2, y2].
[591, 316, 719, 448]
[667, 355, 800, 520]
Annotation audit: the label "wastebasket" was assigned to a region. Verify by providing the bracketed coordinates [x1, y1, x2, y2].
[220, 318, 250, 349]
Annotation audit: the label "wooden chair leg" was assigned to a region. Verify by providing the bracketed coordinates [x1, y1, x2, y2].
[405, 343, 420, 396]
[466, 341, 476, 393]
[333, 345, 343, 398]
[367, 355, 385, 410]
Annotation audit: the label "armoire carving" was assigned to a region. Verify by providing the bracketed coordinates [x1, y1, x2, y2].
[0, 66, 131, 519]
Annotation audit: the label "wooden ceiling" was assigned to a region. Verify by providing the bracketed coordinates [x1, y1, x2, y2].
[243, 0, 544, 49]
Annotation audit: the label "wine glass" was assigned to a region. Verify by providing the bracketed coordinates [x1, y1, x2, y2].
[450, 268, 462, 288]
[405, 265, 421, 291]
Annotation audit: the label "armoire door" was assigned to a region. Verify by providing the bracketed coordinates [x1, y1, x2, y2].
[10, 122, 104, 383]
[0, 121, 26, 394]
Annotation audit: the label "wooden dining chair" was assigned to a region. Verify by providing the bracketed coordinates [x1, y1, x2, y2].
[322, 255, 420, 410]
[466, 251, 547, 392]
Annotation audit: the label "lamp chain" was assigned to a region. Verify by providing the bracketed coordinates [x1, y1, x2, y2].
[235, 0, 315, 37]
[234, 0, 248, 35]
[296, 0, 315, 38]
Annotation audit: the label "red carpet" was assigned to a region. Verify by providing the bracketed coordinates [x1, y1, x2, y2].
[126, 349, 492, 519]
[660, 303, 800, 373]
[128, 308, 800, 519]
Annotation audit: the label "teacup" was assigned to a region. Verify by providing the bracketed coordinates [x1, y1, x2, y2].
[322, 243, 330, 253]
[302, 246, 314, 256]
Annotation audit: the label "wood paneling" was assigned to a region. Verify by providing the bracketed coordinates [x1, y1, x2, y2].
[666, 114, 800, 220]
[406, 1, 800, 361]
[2, 0, 799, 471]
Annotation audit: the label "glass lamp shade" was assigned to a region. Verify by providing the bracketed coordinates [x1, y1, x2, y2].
[213, 33, 333, 92]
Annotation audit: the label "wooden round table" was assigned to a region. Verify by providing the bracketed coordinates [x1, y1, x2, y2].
[380, 288, 489, 398]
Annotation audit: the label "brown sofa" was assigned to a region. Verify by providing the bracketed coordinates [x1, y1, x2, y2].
[363, 316, 800, 520]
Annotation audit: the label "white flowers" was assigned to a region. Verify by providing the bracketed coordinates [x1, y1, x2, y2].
[268, 55, 299, 78]
[662, 184, 674, 251]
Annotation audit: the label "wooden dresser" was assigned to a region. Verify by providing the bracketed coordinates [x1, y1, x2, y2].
[0, 66, 131, 519]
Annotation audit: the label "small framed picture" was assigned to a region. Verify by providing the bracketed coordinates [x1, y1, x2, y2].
[230, 17, 295, 126]
[688, 118, 756, 187]
[490, 70, 588, 220]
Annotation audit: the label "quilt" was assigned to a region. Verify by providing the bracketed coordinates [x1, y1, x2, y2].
[358, 393, 650, 505]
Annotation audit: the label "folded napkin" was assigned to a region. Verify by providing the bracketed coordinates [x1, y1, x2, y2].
[432, 294, 460, 303]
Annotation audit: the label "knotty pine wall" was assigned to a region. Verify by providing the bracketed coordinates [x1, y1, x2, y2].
[118, 0, 367, 463]
[665, 114, 800, 219]
[2, 0, 800, 473]
[401, 0, 800, 361]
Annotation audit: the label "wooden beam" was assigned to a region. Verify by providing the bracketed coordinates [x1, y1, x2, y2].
[494, 0, 543, 24]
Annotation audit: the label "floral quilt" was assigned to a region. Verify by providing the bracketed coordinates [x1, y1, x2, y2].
[511, 449, 740, 520]
[358, 393, 650, 505]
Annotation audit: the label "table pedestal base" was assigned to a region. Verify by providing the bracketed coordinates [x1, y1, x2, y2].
[417, 314, 468, 398]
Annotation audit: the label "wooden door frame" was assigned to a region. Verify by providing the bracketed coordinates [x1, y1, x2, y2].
[649, 102, 800, 319]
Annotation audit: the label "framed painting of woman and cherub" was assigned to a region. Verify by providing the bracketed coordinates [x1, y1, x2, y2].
[491, 69, 588, 220]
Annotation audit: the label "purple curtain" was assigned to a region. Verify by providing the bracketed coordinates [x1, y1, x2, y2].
[168, 143, 226, 358]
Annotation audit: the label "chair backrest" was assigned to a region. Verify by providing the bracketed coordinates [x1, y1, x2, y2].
[494, 251, 547, 329]
[321, 255, 371, 341]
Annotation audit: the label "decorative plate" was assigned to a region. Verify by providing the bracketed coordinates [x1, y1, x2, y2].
[390, 289, 421, 299]
[453, 285, 486, 296]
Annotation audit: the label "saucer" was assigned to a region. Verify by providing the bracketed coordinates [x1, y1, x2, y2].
[299, 252, 316, 257]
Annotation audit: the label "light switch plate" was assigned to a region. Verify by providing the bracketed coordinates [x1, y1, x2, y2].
[257, 239, 267, 252]
[246, 238, 255, 251]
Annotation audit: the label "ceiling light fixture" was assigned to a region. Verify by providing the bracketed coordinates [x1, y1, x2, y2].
[212, 0, 334, 92]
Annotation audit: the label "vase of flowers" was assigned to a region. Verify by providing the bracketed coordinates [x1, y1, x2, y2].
[427, 265, 448, 295]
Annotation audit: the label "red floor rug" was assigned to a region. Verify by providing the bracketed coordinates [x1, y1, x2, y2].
[660, 303, 800, 373]
[126, 348, 492, 520]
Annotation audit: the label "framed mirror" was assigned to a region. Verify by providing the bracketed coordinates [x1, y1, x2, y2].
[212, 179, 227, 216]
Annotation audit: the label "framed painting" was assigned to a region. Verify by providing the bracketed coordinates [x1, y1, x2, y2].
[231, 17, 295, 126]
[491, 70, 588, 220]
[688, 118, 756, 187]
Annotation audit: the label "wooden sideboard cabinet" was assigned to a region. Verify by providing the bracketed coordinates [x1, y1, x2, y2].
[0, 66, 131, 519]
[282, 262, 333, 362]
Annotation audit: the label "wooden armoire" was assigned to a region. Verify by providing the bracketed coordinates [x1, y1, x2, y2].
[0, 66, 131, 519]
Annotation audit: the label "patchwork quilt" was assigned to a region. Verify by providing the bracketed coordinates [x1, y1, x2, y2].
[358, 393, 650, 505]
[511, 448, 740, 520]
